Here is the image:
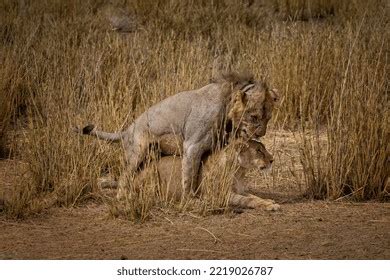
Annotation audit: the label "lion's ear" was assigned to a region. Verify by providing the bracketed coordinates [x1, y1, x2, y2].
[269, 88, 280, 106]
[240, 83, 255, 96]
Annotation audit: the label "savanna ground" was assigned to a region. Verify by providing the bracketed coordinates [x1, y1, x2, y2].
[0, 0, 389, 259]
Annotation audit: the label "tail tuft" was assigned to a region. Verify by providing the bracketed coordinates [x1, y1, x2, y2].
[82, 124, 95, 135]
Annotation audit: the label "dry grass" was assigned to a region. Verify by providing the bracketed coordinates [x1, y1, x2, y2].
[108, 143, 236, 223]
[197, 145, 237, 215]
[0, 0, 388, 218]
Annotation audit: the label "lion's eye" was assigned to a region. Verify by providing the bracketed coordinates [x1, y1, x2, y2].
[256, 149, 264, 155]
[250, 115, 259, 122]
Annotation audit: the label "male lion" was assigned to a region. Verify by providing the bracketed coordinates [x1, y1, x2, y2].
[78, 72, 279, 198]
[101, 140, 280, 211]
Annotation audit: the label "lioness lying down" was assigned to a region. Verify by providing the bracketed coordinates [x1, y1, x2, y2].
[102, 140, 280, 211]
[78, 73, 279, 199]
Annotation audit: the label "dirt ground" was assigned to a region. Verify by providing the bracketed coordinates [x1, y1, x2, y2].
[0, 131, 389, 260]
[1, 201, 389, 260]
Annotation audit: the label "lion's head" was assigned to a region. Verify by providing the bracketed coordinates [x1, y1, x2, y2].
[236, 140, 274, 171]
[226, 77, 280, 140]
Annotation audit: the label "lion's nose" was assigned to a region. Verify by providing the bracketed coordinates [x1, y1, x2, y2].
[270, 159, 274, 164]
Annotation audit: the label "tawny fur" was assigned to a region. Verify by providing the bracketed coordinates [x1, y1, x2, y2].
[76, 72, 280, 199]
[102, 140, 280, 211]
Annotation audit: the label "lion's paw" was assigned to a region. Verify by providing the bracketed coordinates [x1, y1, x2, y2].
[266, 203, 281, 211]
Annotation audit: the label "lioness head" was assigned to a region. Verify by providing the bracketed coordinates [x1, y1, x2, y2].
[236, 140, 273, 171]
[229, 82, 280, 140]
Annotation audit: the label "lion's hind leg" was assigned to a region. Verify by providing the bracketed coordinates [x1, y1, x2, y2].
[229, 193, 280, 211]
[117, 133, 151, 200]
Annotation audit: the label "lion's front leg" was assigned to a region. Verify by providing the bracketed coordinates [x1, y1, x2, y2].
[229, 193, 280, 211]
[181, 143, 204, 196]
[247, 194, 280, 211]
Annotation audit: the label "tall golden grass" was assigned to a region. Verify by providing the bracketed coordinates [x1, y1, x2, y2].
[0, 0, 388, 218]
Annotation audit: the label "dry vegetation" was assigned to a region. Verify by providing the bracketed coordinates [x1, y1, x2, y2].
[0, 0, 388, 220]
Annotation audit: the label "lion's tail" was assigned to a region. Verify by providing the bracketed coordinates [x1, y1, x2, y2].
[77, 124, 124, 142]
